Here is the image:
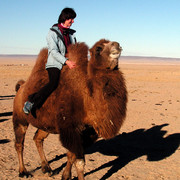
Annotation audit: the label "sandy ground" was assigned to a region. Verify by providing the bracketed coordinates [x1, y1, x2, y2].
[0, 56, 180, 180]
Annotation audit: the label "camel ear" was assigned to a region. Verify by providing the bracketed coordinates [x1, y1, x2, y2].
[103, 43, 108, 46]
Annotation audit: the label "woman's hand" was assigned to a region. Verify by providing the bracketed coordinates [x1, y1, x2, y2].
[65, 60, 76, 69]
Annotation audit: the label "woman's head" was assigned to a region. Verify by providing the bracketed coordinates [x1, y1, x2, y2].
[58, 8, 76, 25]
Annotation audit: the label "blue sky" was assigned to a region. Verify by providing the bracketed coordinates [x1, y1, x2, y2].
[0, 0, 180, 58]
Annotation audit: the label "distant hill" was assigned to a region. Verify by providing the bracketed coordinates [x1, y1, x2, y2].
[120, 56, 180, 61]
[0, 54, 179, 61]
[0, 54, 37, 58]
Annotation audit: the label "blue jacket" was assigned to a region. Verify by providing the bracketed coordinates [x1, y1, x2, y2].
[46, 25, 76, 70]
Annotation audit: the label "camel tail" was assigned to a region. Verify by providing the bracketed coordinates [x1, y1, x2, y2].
[15, 79, 25, 92]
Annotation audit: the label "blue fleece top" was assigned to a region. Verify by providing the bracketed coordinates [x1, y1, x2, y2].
[45, 25, 76, 70]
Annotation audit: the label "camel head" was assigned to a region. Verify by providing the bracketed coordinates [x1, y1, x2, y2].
[89, 39, 122, 70]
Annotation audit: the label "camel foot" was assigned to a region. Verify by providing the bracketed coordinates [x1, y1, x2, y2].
[62, 171, 72, 180]
[62, 176, 71, 180]
[19, 171, 33, 178]
[42, 165, 53, 176]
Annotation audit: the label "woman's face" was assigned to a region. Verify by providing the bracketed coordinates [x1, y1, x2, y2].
[63, 19, 74, 28]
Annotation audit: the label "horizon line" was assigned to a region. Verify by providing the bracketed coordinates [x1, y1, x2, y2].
[0, 54, 180, 60]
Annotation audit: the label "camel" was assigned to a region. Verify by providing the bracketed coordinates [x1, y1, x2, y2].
[12, 39, 127, 180]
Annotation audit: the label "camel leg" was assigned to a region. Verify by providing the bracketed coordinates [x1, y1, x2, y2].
[14, 122, 31, 177]
[33, 129, 52, 176]
[74, 157, 85, 180]
[62, 151, 85, 180]
[62, 151, 76, 180]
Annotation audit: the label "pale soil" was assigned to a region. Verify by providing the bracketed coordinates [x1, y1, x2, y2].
[0, 56, 180, 180]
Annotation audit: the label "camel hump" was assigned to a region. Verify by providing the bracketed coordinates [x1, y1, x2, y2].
[67, 42, 89, 66]
[33, 48, 48, 71]
[39, 48, 48, 58]
[15, 79, 25, 92]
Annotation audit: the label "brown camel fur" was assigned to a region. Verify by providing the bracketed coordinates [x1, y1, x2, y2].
[12, 39, 127, 179]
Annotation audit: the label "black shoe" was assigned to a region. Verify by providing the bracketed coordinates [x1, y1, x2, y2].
[31, 106, 37, 118]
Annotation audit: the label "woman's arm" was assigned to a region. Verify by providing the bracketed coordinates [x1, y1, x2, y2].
[46, 30, 67, 65]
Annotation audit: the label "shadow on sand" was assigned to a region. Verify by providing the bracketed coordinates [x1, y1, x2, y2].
[28, 124, 180, 179]
[0, 118, 10, 123]
[0, 111, 13, 125]
[0, 95, 15, 101]
[30, 154, 67, 176]
[0, 112, 13, 118]
[0, 95, 14, 120]
[0, 107, 13, 144]
[0, 139, 11, 144]
[83, 123, 180, 180]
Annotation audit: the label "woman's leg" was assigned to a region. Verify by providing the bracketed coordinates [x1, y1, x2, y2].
[30, 67, 60, 109]
[23, 68, 60, 114]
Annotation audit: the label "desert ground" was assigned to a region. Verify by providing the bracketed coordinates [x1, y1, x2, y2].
[0, 55, 180, 180]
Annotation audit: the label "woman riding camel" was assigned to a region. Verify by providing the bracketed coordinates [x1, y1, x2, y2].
[23, 7, 77, 115]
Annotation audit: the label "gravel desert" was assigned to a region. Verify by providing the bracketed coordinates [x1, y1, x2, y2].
[0, 55, 180, 180]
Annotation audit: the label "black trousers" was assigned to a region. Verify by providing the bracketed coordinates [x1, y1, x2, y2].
[28, 67, 60, 109]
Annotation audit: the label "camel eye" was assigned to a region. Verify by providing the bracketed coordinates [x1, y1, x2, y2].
[96, 46, 102, 52]
[95, 46, 103, 55]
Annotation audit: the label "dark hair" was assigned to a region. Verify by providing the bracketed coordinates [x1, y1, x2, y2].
[58, 8, 76, 24]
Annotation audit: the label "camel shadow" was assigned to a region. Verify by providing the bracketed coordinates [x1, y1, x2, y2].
[0, 139, 11, 144]
[0, 95, 14, 118]
[30, 154, 67, 176]
[50, 154, 67, 176]
[0, 118, 9, 123]
[0, 95, 15, 100]
[0, 112, 12, 124]
[83, 124, 180, 180]
[0, 110, 12, 144]
[30, 124, 179, 179]
[0, 95, 14, 122]
[0, 112, 13, 118]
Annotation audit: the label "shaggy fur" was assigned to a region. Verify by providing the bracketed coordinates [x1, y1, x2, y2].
[13, 39, 127, 179]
